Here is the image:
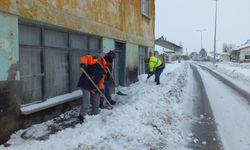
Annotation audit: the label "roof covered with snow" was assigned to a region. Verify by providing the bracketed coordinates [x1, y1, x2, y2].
[155, 45, 175, 54]
[232, 39, 250, 51]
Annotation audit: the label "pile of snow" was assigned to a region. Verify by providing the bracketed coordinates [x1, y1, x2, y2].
[1, 63, 193, 150]
[201, 62, 250, 83]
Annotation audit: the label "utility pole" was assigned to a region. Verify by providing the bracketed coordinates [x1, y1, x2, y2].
[213, 0, 218, 64]
[196, 29, 206, 49]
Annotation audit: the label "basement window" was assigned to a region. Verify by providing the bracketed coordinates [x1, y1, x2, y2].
[141, 0, 150, 18]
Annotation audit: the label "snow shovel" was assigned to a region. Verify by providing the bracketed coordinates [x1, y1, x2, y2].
[106, 68, 127, 96]
[80, 68, 114, 109]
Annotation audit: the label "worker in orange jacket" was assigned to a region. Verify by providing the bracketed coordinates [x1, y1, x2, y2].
[77, 54, 107, 123]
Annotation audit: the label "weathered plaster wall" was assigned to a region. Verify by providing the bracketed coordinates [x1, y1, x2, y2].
[102, 38, 115, 53]
[0, 0, 155, 47]
[0, 12, 21, 144]
[0, 12, 19, 81]
[125, 43, 139, 85]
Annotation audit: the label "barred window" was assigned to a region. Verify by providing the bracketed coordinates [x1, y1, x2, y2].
[19, 24, 101, 105]
[141, 0, 150, 17]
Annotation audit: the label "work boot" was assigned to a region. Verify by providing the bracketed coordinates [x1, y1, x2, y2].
[77, 115, 85, 124]
[109, 100, 116, 105]
[91, 108, 100, 115]
[99, 102, 104, 108]
[156, 82, 160, 85]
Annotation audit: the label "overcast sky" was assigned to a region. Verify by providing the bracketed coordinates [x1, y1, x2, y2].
[155, 0, 250, 54]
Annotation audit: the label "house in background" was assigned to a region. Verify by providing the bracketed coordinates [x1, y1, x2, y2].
[190, 52, 199, 61]
[230, 39, 250, 63]
[0, 0, 155, 143]
[154, 45, 175, 63]
[155, 36, 183, 63]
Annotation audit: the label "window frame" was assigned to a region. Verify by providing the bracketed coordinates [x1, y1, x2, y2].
[245, 55, 250, 60]
[141, 0, 150, 18]
[19, 23, 101, 105]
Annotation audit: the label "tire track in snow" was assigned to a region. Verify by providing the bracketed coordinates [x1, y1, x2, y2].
[188, 64, 223, 150]
[196, 64, 250, 150]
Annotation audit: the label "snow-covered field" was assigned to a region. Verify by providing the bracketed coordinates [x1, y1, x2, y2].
[0, 62, 194, 150]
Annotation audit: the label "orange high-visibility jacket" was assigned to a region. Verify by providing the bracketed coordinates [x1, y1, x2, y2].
[80, 55, 97, 65]
[96, 57, 108, 89]
[78, 55, 107, 92]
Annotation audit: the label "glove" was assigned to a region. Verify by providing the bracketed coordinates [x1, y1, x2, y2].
[147, 74, 151, 79]
[80, 63, 88, 69]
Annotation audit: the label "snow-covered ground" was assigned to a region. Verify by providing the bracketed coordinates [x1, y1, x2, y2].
[0, 62, 194, 150]
[202, 62, 250, 83]
[197, 66, 250, 150]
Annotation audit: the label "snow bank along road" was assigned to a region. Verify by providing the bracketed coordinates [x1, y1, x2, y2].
[193, 64, 250, 150]
[1, 63, 195, 150]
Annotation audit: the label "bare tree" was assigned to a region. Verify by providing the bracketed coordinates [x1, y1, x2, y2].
[222, 43, 235, 53]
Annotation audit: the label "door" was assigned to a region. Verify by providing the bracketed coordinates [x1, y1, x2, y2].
[113, 41, 126, 86]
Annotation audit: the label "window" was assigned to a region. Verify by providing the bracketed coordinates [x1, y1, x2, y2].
[19, 24, 101, 105]
[245, 55, 250, 59]
[89, 37, 101, 51]
[141, 0, 150, 17]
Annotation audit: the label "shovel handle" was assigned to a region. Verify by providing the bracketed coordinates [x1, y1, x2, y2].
[106, 68, 118, 87]
[80, 68, 113, 108]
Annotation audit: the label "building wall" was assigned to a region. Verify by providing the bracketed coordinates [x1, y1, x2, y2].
[0, 12, 21, 144]
[0, 0, 154, 47]
[125, 43, 139, 85]
[102, 38, 115, 53]
[240, 47, 250, 62]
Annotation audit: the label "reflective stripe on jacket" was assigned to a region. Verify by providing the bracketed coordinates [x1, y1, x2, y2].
[148, 56, 163, 72]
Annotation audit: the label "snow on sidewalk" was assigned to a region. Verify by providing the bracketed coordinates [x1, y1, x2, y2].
[0, 63, 192, 150]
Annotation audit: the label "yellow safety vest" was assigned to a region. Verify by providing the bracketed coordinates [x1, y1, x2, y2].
[148, 56, 162, 72]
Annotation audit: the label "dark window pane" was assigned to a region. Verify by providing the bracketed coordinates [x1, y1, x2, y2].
[89, 37, 100, 51]
[19, 47, 43, 104]
[70, 34, 87, 50]
[44, 30, 68, 48]
[69, 50, 88, 91]
[44, 49, 69, 98]
[19, 25, 41, 45]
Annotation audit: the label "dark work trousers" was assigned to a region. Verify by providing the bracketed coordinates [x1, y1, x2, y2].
[79, 89, 100, 117]
[100, 79, 111, 107]
[154, 66, 165, 84]
[104, 79, 111, 101]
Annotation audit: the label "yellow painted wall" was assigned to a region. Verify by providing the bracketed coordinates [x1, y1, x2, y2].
[0, 0, 155, 47]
